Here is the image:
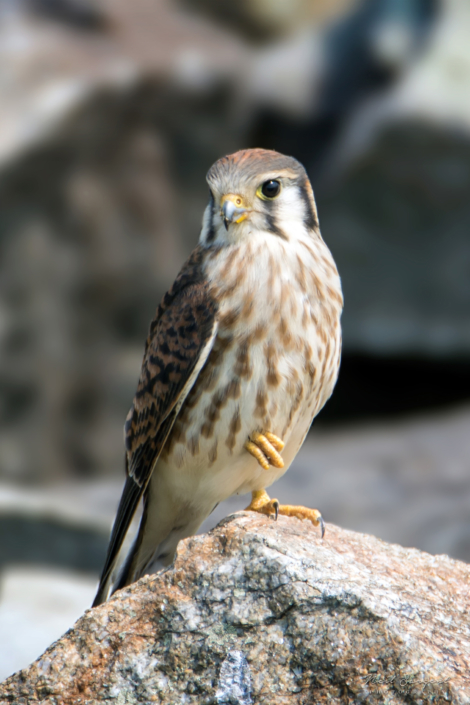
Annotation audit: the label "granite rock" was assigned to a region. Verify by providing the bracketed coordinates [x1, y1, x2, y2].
[1, 512, 469, 704]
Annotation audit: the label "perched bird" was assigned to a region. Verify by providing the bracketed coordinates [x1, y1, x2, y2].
[93, 148, 343, 607]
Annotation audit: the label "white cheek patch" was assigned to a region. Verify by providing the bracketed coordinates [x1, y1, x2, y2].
[274, 186, 309, 239]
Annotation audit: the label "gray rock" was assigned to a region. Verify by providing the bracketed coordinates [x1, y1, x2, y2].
[319, 121, 470, 355]
[319, 0, 470, 355]
[1, 513, 468, 703]
[215, 650, 252, 705]
[182, 0, 355, 40]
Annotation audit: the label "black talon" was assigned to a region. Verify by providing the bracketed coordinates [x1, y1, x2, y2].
[273, 500, 279, 521]
[319, 514, 325, 539]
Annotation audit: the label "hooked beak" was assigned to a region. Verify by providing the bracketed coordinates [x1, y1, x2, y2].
[221, 194, 249, 230]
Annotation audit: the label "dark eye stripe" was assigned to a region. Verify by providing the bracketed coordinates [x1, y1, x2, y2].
[299, 180, 318, 231]
[265, 213, 288, 240]
[206, 191, 216, 242]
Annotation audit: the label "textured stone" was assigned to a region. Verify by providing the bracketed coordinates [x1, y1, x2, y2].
[1, 513, 469, 704]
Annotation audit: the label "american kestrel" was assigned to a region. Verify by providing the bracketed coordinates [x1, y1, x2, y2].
[93, 148, 342, 607]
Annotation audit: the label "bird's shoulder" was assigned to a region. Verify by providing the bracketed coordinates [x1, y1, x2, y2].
[124, 245, 219, 471]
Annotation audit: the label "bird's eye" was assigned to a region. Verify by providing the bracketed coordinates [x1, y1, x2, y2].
[258, 179, 281, 200]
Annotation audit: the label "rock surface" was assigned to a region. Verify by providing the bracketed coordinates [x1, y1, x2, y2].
[1, 513, 469, 704]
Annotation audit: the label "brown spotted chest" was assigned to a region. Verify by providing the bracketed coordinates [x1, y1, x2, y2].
[162, 230, 342, 485]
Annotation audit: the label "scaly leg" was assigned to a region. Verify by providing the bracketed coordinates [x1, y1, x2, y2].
[245, 489, 325, 538]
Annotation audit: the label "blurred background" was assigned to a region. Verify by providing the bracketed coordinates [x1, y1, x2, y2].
[1, 0, 470, 680]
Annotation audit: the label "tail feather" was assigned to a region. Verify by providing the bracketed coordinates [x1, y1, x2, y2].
[92, 474, 143, 607]
[109, 499, 149, 596]
[95, 482, 213, 604]
[92, 571, 113, 607]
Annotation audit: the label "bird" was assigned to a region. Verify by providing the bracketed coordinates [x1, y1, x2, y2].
[92, 148, 343, 607]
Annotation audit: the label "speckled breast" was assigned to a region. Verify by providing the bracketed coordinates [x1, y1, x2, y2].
[161, 232, 342, 476]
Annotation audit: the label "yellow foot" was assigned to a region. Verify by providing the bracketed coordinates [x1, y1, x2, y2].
[244, 432, 285, 470]
[245, 489, 325, 538]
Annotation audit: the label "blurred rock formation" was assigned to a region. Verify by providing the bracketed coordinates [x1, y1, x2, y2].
[0, 0, 248, 481]
[1, 513, 468, 702]
[183, 0, 355, 41]
[319, 121, 470, 355]
[317, 0, 470, 355]
[1, 0, 469, 487]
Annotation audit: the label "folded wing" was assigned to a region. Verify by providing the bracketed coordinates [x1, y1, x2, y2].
[93, 249, 218, 606]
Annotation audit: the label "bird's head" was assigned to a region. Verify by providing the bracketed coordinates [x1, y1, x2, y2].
[200, 148, 319, 246]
